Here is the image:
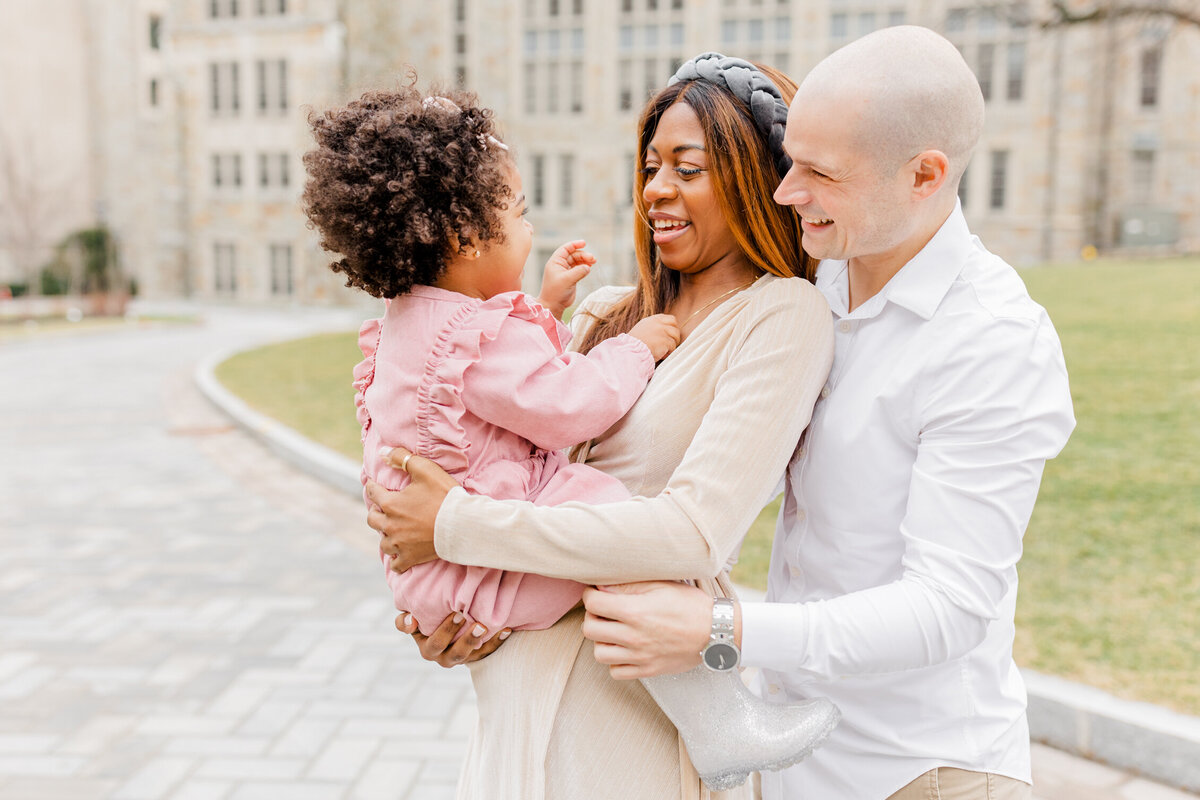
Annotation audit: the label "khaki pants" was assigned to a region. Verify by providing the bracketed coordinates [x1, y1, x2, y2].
[886, 768, 1032, 800]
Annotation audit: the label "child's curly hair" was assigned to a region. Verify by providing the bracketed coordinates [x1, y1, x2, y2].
[302, 79, 514, 298]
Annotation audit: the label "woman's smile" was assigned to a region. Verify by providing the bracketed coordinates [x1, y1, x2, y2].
[650, 212, 692, 245]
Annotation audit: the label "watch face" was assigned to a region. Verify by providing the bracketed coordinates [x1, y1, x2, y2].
[703, 642, 739, 671]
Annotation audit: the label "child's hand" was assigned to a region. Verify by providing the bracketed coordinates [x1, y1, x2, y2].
[628, 314, 681, 361]
[538, 239, 596, 320]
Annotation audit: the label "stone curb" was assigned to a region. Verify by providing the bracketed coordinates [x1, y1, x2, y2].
[194, 348, 1200, 795]
[194, 346, 364, 498]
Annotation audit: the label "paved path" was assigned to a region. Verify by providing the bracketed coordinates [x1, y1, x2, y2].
[0, 307, 1194, 799]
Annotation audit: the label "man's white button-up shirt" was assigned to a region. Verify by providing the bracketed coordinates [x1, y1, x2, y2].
[741, 205, 1076, 799]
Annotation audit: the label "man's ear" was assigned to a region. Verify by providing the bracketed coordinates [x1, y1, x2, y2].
[910, 150, 949, 198]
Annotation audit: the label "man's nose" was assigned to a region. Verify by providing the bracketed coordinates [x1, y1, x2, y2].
[774, 170, 809, 207]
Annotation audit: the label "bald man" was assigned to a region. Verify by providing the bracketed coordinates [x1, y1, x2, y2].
[371, 26, 1075, 799]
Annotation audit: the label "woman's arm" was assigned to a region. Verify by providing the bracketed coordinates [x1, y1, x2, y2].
[435, 283, 834, 584]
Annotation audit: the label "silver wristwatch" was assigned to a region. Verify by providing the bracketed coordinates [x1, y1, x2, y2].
[701, 597, 740, 671]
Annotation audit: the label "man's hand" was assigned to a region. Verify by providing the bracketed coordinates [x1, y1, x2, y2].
[395, 611, 510, 667]
[581, 581, 715, 679]
[366, 446, 459, 573]
[538, 239, 596, 319]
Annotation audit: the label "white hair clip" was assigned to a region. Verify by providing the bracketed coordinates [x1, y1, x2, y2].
[422, 95, 462, 112]
[423, 95, 508, 151]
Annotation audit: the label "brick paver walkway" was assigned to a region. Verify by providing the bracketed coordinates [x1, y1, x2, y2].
[1, 306, 1193, 799]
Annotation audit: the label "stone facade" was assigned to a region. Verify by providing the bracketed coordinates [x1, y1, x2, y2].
[2, 0, 1196, 301]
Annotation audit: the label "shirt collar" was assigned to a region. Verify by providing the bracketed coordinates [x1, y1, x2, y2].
[815, 202, 974, 321]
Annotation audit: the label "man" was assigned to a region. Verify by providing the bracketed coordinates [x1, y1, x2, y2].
[372, 26, 1074, 799]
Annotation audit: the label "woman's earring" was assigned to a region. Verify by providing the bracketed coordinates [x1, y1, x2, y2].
[473, 250, 481, 258]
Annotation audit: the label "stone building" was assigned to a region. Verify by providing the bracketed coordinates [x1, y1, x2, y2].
[2, 1, 1196, 302]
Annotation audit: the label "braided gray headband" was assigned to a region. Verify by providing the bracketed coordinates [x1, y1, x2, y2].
[668, 52, 792, 177]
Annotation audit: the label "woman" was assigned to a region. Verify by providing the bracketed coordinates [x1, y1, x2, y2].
[370, 54, 834, 800]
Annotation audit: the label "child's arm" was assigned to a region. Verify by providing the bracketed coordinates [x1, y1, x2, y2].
[460, 304, 674, 452]
[538, 240, 595, 320]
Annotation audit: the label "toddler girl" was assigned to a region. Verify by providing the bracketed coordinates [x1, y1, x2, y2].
[301, 85, 679, 641]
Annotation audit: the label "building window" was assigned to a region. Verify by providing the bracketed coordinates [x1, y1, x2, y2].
[618, 59, 633, 111]
[149, 15, 162, 49]
[455, 0, 467, 22]
[210, 61, 240, 116]
[210, 0, 239, 18]
[643, 57, 658, 102]
[256, 59, 287, 113]
[149, 78, 159, 107]
[830, 13, 847, 40]
[547, 63, 560, 113]
[573, 0, 584, 14]
[270, 244, 294, 295]
[213, 243, 237, 293]
[212, 153, 242, 188]
[525, 63, 538, 113]
[619, 25, 634, 51]
[1140, 47, 1162, 108]
[989, 150, 1008, 210]
[976, 43, 995, 102]
[570, 61, 584, 113]
[560, 154, 575, 208]
[722, 19, 738, 45]
[256, 0, 287, 14]
[1006, 42, 1025, 101]
[258, 152, 290, 189]
[888, 9, 906, 26]
[946, 8, 967, 33]
[531, 154, 546, 207]
[549, 0, 559, 16]
[1131, 149, 1154, 203]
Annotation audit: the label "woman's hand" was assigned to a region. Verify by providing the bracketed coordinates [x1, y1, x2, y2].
[396, 610, 511, 667]
[366, 446, 459, 573]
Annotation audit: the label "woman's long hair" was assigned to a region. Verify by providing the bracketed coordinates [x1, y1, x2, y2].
[578, 64, 813, 354]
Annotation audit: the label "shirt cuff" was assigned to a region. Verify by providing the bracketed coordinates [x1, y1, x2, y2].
[739, 599, 811, 674]
[433, 485, 474, 561]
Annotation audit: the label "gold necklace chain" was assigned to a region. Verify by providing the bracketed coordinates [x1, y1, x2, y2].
[680, 281, 755, 328]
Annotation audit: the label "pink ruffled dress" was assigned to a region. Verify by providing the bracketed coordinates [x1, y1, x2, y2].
[355, 285, 655, 636]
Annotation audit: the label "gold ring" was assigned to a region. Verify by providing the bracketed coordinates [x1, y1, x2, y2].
[400, 453, 413, 472]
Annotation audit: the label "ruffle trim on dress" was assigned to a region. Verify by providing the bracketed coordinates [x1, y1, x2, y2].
[352, 315, 385, 443]
[416, 292, 562, 476]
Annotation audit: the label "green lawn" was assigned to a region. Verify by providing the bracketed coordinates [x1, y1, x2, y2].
[215, 257, 1199, 715]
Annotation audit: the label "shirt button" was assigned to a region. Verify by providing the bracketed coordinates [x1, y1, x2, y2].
[820, 385, 830, 399]
[838, 320, 851, 333]
[796, 509, 806, 522]
[768, 683, 781, 695]
[789, 565, 802, 579]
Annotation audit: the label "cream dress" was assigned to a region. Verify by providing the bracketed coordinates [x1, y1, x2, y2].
[442, 274, 834, 800]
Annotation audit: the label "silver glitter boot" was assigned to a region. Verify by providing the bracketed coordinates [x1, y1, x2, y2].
[640, 667, 840, 791]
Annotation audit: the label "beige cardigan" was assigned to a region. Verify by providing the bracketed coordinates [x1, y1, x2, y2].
[447, 274, 834, 800]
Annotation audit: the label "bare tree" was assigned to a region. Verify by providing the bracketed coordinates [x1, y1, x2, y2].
[0, 133, 71, 295]
[1038, 0, 1200, 29]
